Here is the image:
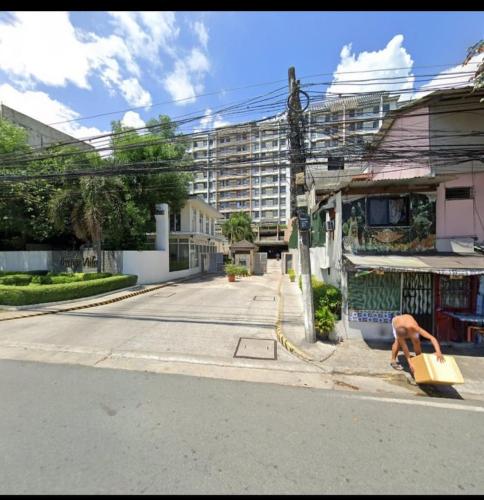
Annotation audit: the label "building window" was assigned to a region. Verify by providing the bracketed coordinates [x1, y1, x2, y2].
[440, 276, 471, 309]
[191, 209, 197, 231]
[193, 141, 198, 148]
[328, 156, 344, 171]
[170, 210, 181, 232]
[383, 103, 390, 113]
[445, 187, 472, 200]
[272, 140, 278, 147]
[253, 211, 260, 218]
[373, 106, 379, 114]
[367, 197, 409, 226]
[169, 239, 189, 271]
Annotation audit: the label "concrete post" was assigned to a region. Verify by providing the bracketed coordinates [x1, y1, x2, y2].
[155, 203, 169, 251]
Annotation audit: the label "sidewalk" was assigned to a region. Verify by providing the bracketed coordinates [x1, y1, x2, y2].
[279, 275, 484, 398]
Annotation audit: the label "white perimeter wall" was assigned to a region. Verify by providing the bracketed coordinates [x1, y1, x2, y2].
[121, 250, 201, 284]
[0, 250, 201, 285]
[0, 251, 50, 272]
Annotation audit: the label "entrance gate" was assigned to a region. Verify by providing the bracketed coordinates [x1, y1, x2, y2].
[401, 273, 434, 334]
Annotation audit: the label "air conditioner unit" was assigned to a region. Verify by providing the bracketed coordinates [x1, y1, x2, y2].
[325, 220, 335, 232]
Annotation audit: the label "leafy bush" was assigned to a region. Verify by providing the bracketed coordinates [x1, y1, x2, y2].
[288, 269, 296, 282]
[49, 275, 80, 284]
[0, 274, 138, 306]
[315, 305, 335, 340]
[0, 274, 33, 286]
[298, 274, 342, 319]
[224, 264, 249, 276]
[31, 275, 53, 285]
[80, 272, 112, 281]
[318, 286, 342, 319]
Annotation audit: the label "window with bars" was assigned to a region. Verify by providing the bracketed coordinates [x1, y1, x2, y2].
[440, 276, 471, 309]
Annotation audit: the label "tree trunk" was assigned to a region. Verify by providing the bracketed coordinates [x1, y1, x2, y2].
[94, 231, 102, 273]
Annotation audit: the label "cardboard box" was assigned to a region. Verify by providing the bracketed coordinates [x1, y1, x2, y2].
[410, 354, 464, 385]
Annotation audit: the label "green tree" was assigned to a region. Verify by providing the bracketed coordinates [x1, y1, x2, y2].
[49, 176, 125, 271]
[108, 115, 192, 245]
[221, 212, 255, 244]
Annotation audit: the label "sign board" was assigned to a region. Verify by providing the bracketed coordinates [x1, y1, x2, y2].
[298, 213, 311, 231]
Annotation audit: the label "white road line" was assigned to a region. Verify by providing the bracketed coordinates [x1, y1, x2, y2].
[343, 393, 484, 413]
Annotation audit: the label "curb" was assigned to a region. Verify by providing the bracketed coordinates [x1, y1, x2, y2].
[274, 276, 409, 383]
[274, 276, 323, 363]
[0, 275, 195, 323]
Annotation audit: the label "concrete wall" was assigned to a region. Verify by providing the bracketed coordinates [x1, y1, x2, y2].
[436, 172, 484, 245]
[371, 107, 431, 181]
[120, 251, 202, 284]
[0, 251, 50, 272]
[429, 94, 484, 175]
[121, 251, 169, 285]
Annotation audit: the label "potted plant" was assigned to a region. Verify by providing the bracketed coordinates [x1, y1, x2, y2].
[224, 263, 238, 282]
[288, 268, 296, 282]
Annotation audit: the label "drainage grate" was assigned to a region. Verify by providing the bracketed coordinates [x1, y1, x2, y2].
[153, 292, 176, 298]
[234, 338, 277, 360]
[253, 296, 275, 302]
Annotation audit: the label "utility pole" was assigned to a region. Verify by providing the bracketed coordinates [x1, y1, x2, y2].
[287, 66, 315, 343]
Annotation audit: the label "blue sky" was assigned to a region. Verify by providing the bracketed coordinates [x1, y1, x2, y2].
[0, 11, 483, 141]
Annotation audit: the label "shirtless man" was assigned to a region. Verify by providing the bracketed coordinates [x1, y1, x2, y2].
[391, 314, 445, 373]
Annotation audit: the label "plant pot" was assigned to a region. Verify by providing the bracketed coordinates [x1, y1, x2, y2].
[289, 276, 295, 282]
[227, 274, 236, 282]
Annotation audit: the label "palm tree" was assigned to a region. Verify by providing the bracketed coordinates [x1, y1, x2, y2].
[50, 176, 125, 272]
[221, 212, 255, 244]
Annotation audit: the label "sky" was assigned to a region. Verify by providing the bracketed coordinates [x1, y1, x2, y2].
[0, 11, 483, 142]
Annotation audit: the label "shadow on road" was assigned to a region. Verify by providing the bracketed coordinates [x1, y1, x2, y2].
[56, 310, 275, 330]
[365, 338, 484, 358]
[393, 353, 465, 400]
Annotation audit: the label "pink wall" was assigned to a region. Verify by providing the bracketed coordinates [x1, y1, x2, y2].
[437, 173, 484, 242]
[370, 107, 431, 181]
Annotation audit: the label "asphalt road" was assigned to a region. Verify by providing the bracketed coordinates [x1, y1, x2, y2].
[0, 270, 301, 370]
[1, 360, 483, 495]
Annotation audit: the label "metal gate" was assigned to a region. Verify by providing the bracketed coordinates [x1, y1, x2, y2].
[401, 273, 434, 333]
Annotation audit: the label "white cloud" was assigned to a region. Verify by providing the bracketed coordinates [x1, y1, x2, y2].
[163, 61, 198, 104]
[192, 21, 208, 49]
[327, 35, 415, 99]
[108, 11, 179, 62]
[194, 108, 229, 132]
[0, 12, 92, 89]
[0, 11, 151, 107]
[0, 83, 108, 140]
[121, 110, 145, 129]
[119, 78, 152, 107]
[187, 48, 210, 73]
[163, 48, 211, 105]
[413, 53, 484, 100]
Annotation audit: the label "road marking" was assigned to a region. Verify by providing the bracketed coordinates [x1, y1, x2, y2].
[343, 393, 484, 413]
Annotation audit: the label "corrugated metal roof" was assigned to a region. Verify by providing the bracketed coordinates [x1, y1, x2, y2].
[344, 253, 484, 275]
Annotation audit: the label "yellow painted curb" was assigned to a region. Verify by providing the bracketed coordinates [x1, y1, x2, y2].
[275, 276, 314, 362]
[0, 277, 193, 323]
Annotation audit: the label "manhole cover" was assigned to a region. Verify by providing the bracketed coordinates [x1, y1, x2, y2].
[153, 292, 176, 298]
[234, 338, 277, 360]
[253, 296, 275, 302]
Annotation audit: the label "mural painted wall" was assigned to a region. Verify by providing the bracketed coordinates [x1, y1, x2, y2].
[342, 193, 436, 253]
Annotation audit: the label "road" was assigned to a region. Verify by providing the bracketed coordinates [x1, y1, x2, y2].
[1, 360, 483, 495]
[0, 267, 305, 372]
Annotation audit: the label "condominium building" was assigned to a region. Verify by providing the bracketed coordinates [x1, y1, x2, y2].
[186, 92, 400, 251]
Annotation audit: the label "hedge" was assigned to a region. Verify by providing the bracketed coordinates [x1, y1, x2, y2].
[0, 274, 138, 306]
